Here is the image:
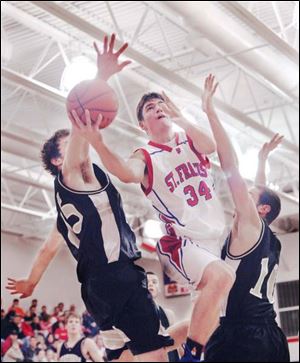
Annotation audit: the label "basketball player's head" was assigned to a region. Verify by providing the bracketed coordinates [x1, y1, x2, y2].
[65, 313, 81, 335]
[146, 271, 160, 299]
[249, 186, 281, 225]
[136, 93, 172, 136]
[41, 129, 70, 176]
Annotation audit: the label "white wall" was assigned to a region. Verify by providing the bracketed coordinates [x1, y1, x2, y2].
[1, 232, 193, 321]
[276, 232, 299, 282]
[1, 232, 84, 313]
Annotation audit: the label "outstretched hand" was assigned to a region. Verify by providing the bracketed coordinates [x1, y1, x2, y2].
[160, 91, 183, 121]
[94, 33, 132, 81]
[202, 74, 218, 114]
[259, 134, 284, 161]
[68, 109, 103, 144]
[6, 278, 35, 299]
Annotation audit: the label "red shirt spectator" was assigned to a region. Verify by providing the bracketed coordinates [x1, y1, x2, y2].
[54, 322, 68, 341]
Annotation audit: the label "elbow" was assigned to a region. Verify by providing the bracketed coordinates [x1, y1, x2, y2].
[207, 139, 217, 154]
[119, 174, 134, 184]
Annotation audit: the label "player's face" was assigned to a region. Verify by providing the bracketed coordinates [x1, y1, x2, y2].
[66, 317, 81, 334]
[52, 136, 69, 171]
[140, 99, 172, 135]
[147, 274, 160, 299]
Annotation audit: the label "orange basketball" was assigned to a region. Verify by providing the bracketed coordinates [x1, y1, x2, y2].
[66, 78, 119, 129]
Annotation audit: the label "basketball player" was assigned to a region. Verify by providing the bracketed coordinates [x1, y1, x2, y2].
[6, 34, 174, 362]
[146, 271, 180, 362]
[72, 33, 235, 362]
[201, 74, 290, 362]
[58, 313, 103, 362]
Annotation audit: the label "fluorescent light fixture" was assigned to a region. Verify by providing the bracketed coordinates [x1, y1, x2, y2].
[60, 55, 97, 93]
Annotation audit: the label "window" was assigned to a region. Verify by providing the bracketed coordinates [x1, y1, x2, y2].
[276, 280, 299, 337]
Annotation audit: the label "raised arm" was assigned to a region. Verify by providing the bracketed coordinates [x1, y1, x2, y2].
[161, 91, 216, 154]
[63, 34, 132, 186]
[255, 134, 284, 186]
[5, 224, 64, 299]
[70, 110, 146, 184]
[202, 74, 258, 223]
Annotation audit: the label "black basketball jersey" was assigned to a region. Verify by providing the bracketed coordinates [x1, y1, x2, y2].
[221, 218, 281, 321]
[59, 337, 86, 362]
[54, 164, 141, 282]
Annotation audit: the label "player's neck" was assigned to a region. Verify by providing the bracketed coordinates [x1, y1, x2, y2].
[150, 129, 176, 144]
[67, 333, 82, 345]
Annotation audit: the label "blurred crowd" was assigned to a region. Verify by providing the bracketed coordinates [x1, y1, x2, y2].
[1, 298, 105, 362]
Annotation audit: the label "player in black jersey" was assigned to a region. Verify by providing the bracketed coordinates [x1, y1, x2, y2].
[58, 313, 103, 362]
[6, 35, 174, 362]
[202, 74, 290, 362]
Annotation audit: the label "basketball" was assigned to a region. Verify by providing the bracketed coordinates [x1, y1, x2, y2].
[66, 78, 119, 129]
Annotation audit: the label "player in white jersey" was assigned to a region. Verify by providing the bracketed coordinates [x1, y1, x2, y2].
[75, 34, 235, 362]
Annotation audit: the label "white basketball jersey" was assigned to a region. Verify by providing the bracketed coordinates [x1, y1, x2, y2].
[136, 132, 225, 246]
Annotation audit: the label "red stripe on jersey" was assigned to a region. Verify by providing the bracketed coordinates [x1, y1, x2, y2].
[148, 133, 179, 152]
[135, 148, 153, 196]
[159, 235, 183, 272]
[187, 135, 211, 169]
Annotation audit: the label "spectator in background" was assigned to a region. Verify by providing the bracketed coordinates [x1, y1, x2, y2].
[30, 299, 38, 309]
[21, 316, 34, 337]
[5, 313, 25, 340]
[36, 333, 47, 351]
[39, 305, 50, 322]
[7, 299, 25, 318]
[35, 348, 48, 362]
[27, 306, 37, 320]
[2, 330, 24, 362]
[147, 272, 180, 362]
[46, 347, 57, 362]
[82, 310, 99, 337]
[31, 316, 41, 333]
[54, 321, 68, 342]
[21, 336, 37, 362]
[40, 315, 52, 334]
[45, 333, 56, 349]
[57, 303, 64, 317]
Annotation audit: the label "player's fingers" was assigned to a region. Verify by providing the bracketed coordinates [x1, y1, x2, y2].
[115, 42, 129, 57]
[85, 109, 92, 129]
[93, 41, 101, 55]
[72, 110, 84, 129]
[161, 91, 171, 103]
[109, 33, 116, 53]
[103, 35, 108, 53]
[94, 113, 103, 130]
[212, 82, 219, 95]
[7, 278, 16, 282]
[10, 291, 20, 295]
[6, 286, 16, 291]
[119, 60, 132, 71]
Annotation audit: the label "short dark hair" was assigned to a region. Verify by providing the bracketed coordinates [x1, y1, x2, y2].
[66, 312, 81, 323]
[40, 129, 70, 176]
[136, 92, 164, 122]
[257, 186, 281, 224]
[146, 271, 157, 276]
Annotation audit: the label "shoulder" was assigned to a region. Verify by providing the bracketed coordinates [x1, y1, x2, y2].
[131, 149, 147, 162]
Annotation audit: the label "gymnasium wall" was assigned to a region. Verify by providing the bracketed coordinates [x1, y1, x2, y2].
[1, 231, 299, 320]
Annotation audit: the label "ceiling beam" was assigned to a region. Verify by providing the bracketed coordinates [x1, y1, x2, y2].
[221, 1, 299, 65]
[2, 1, 70, 44]
[28, 1, 299, 154]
